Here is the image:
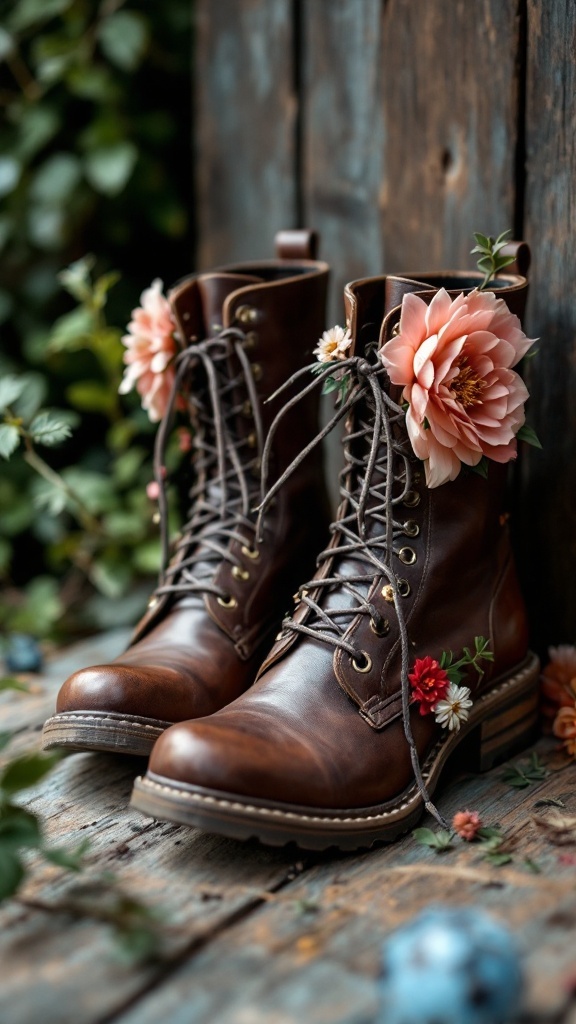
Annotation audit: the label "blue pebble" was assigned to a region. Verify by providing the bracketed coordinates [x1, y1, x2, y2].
[376, 906, 523, 1024]
[5, 633, 43, 674]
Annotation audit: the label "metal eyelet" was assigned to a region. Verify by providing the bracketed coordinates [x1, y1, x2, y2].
[217, 594, 237, 609]
[403, 520, 419, 537]
[242, 400, 252, 417]
[391, 320, 401, 337]
[251, 363, 263, 382]
[370, 617, 390, 637]
[398, 547, 417, 565]
[232, 565, 250, 582]
[247, 432, 257, 448]
[403, 490, 421, 508]
[241, 544, 260, 560]
[352, 651, 372, 673]
[381, 584, 395, 603]
[243, 331, 258, 350]
[235, 305, 258, 325]
[293, 587, 309, 603]
[275, 628, 290, 642]
[397, 578, 411, 598]
[147, 596, 158, 609]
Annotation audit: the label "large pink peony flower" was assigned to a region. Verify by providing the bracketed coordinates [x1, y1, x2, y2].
[119, 279, 179, 422]
[380, 288, 535, 488]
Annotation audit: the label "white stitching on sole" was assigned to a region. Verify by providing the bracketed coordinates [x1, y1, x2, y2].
[45, 713, 167, 731]
[135, 657, 539, 828]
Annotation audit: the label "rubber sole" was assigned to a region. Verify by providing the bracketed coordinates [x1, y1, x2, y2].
[42, 710, 171, 756]
[130, 653, 540, 851]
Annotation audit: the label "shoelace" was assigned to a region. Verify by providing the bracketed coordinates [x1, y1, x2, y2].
[152, 328, 265, 603]
[257, 351, 446, 828]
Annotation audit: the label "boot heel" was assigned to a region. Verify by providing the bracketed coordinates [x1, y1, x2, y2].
[464, 681, 541, 773]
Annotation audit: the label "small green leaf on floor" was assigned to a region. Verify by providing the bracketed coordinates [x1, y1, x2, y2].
[523, 858, 542, 874]
[43, 837, 91, 872]
[0, 677, 32, 694]
[413, 827, 454, 852]
[500, 752, 548, 789]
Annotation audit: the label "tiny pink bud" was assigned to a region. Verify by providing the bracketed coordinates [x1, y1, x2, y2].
[452, 809, 482, 841]
[146, 481, 160, 501]
[178, 427, 193, 453]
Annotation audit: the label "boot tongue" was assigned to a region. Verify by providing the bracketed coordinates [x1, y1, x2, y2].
[196, 272, 263, 336]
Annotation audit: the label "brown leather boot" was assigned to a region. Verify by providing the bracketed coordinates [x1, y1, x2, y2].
[131, 248, 539, 849]
[42, 231, 330, 755]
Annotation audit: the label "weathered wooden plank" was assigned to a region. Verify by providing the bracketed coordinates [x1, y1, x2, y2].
[520, 0, 576, 651]
[380, 0, 521, 271]
[116, 748, 576, 1024]
[194, 0, 298, 267]
[0, 636, 305, 1024]
[302, 0, 384, 322]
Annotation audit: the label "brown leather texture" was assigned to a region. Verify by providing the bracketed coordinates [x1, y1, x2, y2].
[54, 250, 331, 728]
[147, 264, 533, 811]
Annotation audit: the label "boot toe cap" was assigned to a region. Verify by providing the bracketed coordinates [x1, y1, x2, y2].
[147, 715, 337, 806]
[56, 663, 188, 722]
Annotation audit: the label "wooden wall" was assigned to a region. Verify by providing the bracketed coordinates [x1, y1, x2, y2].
[193, 0, 576, 652]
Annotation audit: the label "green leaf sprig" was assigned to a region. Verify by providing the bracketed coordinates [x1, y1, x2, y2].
[471, 229, 516, 289]
[500, 752, 549, 789]
[439, 635, 494, 686]
[310, 362, 352, 403]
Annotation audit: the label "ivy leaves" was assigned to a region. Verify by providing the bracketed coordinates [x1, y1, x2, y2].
[0, 744, 81, 901]
[0, 735, 165, 961]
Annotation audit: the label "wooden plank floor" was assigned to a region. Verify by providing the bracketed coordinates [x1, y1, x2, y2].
[2, 632, 576, 1024]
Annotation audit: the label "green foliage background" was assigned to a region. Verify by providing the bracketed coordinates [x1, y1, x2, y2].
[0, 0, 193, 639]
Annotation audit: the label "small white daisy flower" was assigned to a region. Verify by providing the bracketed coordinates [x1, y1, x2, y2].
[434, 683, 473, 733]
[313, 325, 352, 363]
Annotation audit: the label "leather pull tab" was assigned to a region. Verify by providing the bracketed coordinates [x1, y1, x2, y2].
[275, 229, 319, 261]
[497, 240, 531, 279]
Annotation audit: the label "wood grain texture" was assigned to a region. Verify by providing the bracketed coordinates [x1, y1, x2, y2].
[116, 748, 576, 1024]
[0, 635, 304, 1024]
[2, 638, 576, 1022]
[302, 0, 384, 322]
[380, 0, 520, 271]
[194, 0, 297, 267]
[520, 0, 576, 650]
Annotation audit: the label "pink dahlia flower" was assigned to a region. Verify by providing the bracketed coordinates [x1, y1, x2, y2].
[119, 279, 179, 422]
[380, 288, 535, 488]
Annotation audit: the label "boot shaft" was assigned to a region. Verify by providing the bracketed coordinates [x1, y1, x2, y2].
[133, 233, 331, 651]
[261, 254, 533, 722]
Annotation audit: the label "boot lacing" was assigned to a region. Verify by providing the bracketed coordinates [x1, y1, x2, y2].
[152, 328, 265, 603]
[256, 351, 447, 829]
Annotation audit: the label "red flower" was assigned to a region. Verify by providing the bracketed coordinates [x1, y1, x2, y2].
[409, 656, 449, 715]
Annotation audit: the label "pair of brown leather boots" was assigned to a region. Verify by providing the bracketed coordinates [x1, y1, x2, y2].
[42, 230, 539, 851]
